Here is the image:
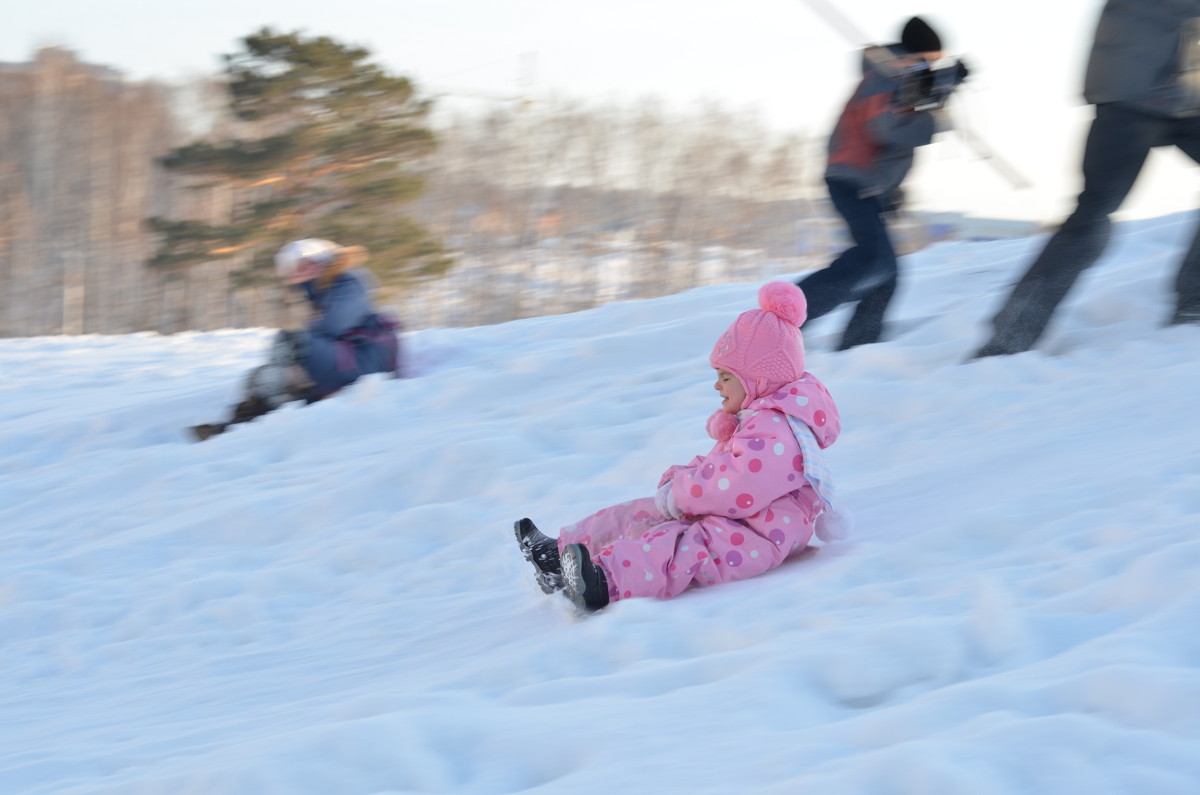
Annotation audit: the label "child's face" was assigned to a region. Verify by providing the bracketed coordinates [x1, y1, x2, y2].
[714, 368, 747, 414]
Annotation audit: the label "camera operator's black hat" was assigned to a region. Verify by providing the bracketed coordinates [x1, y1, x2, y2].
[900, 16, 942, 54]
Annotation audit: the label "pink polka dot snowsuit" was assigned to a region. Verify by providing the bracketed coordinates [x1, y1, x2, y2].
[558, 372, 840, 602]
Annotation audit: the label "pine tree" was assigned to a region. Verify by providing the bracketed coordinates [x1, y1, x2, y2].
[146, 28, 450, 288]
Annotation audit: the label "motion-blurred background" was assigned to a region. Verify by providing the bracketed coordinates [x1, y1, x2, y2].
[1, 0, 1193, 337]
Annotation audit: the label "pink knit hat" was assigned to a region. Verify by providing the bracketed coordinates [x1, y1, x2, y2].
[710, 281, 807, 408]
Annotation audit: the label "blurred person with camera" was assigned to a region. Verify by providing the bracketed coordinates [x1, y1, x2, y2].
[972, 0, 1200, 358]
[796, 16, 967, 350]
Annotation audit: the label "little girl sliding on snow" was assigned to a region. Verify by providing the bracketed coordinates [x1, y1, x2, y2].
[515, 281, 847, 612]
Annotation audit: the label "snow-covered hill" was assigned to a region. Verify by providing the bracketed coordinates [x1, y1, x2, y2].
[3, 214, 1199, 794]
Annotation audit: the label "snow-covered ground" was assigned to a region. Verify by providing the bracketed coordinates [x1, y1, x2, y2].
[3, 214, 1200, 794]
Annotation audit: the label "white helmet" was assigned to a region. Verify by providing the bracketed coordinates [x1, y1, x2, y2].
[275, 238, 342, 285]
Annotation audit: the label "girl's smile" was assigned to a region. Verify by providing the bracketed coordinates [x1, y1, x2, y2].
[714, 368, 746, 413]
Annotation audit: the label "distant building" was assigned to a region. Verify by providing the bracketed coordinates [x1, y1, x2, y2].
[0, 47, 124, 83]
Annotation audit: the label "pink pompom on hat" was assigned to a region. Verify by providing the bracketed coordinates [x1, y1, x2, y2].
[710, 281, 807, 409]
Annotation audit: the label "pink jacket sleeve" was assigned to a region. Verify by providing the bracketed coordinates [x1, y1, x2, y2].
[668, 409, 804, 519]
[658, 456, 704, 488]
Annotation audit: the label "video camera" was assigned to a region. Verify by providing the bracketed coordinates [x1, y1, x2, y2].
[897, 58, 968, 112]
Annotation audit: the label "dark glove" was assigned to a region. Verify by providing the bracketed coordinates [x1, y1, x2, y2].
[953, 58, 970, 84]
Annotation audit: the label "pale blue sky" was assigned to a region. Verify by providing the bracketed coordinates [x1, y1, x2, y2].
[6, 0, 1197, 221]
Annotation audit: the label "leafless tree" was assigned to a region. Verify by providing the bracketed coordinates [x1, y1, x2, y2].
[402, 97, 825, 328]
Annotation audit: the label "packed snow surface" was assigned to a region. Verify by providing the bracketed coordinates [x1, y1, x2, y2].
[2, 214, 1200, 794]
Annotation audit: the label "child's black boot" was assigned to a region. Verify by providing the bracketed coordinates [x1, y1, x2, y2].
[230, 395, 273, 424]
[561, 543, 609, 612]
[190, 395, 273, 442]
[514, 518, 563, 593]
[190, 423, 229, 442]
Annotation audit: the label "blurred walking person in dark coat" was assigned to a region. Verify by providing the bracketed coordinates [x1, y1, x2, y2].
[973, 0, 1200, 358]
[797, 16, 967, 350]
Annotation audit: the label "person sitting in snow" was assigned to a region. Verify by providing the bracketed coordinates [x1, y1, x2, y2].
[515, 281, 848, 612]
[191, 238, 402, 441]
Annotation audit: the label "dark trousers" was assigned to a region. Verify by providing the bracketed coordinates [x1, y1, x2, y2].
[981, 103, 1200, 354]
[797, 177, 899, 350]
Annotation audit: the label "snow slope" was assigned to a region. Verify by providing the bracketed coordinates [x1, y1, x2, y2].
[2, 213, 1199, 794]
